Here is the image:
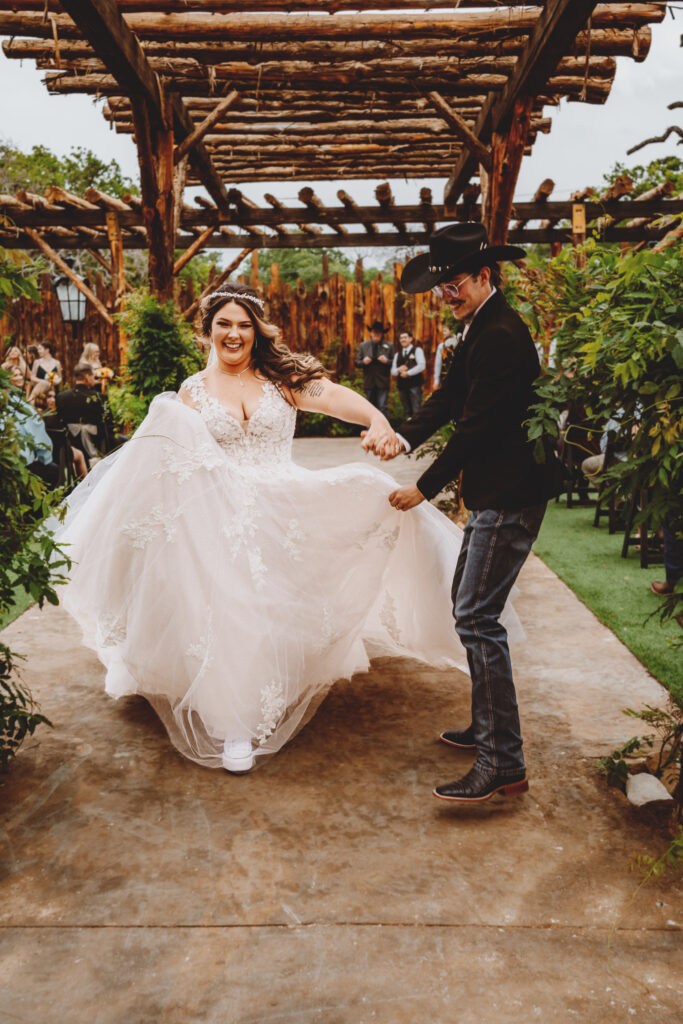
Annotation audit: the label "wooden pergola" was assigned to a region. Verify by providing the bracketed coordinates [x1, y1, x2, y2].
[0, 1, 670, 301]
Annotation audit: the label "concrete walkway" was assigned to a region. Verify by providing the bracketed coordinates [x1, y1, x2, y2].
[1, 439, 681, 1024]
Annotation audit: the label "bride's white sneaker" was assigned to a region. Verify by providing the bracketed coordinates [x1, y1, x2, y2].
[222, 739, 255, 773]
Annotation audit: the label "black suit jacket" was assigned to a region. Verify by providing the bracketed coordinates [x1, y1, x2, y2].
[398, 290, 560, 510]
[355, 339, 395, 390]
[56, 385, 113, 451]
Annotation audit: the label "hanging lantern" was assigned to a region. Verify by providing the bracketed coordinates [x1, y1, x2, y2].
[53, 266, 88, 323]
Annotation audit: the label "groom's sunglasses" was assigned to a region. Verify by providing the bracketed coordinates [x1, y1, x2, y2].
[433, 275, 474, 301]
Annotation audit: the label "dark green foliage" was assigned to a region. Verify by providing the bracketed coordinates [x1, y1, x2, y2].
[0, 366, 71, 769]
[0, 142, 138, 198]
[522, 240, 683, 625]
[0, 648, 52, 772]
[113, 291, 205, 429]
[0, 248, 40, 315]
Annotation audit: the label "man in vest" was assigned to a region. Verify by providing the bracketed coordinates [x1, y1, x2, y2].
[391, 330, 426, 419]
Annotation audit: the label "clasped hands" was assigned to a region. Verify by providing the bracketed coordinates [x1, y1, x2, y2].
[360, 423, 425, 511]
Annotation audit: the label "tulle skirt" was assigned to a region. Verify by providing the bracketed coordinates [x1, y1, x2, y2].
[56, 394, 522, 768]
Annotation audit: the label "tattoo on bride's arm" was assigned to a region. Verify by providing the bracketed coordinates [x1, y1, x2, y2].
[300, 379, 326, 399]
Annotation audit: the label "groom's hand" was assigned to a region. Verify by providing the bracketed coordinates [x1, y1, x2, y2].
[389, 484, 425, 511]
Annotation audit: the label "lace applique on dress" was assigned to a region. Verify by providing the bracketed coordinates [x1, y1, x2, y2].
[380, 591, 402, 646]
[283, 518, 305, 561]
[122, 507, 181, 549]
[379, 524, 400, 550]
[97, 614, 126, 648]
[186, 612, 215, 682]
[181, 372, 296, 468]
[256, 680, 286, 744]
[155, 441, 222, 482]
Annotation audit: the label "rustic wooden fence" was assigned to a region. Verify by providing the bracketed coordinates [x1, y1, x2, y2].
[2, 254, 447, 387]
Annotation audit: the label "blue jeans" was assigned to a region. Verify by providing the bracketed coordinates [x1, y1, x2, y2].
[365, 387, 389, 417]
[451, 503, 547, 776]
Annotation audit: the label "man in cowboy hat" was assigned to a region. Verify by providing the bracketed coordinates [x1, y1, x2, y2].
[355, 319, 395, 417]
[364, 222, 560, 805]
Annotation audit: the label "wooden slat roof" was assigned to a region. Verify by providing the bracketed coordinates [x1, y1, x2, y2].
[0, 2, 668, 192]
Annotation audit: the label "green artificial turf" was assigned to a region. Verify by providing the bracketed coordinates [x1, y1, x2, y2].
[534, 500, 682, 696]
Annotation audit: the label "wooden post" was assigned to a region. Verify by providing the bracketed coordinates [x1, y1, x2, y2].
[250, 250, 260, 290]
[487, 95, 534, 244]
[572, 202, 587, 267]
[131, 93, 175, 301]
[105, 210, 127, 365]
[344, 279, 355, 377]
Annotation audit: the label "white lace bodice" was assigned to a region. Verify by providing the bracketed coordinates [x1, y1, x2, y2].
[181, 372, 296, 468]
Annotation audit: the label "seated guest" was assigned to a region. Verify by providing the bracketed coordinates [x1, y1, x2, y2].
[6, 385, 59, 487]
[391, 330, 426, 419]
[29, 342, 62, 403]
[37, 390, 88, 480]
[56, 362, 115, 463]
[2, 345, 27, 390]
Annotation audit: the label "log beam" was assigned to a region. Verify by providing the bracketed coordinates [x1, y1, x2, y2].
[7, 224, 678, 253]
[337, 190, 377, 235]
[173, 89, 239, 164]
[25, 227, 114, 325]
[427, 90, 492, 169]
[1, 7, 663, 44]
[5, 26, 652, 66]
[172, 224, 217, 276]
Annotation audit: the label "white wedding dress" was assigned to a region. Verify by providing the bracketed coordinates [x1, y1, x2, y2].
[56, 371, 522, 769]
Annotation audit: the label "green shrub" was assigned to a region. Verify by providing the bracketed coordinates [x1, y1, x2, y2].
[113, 291, 205, 430]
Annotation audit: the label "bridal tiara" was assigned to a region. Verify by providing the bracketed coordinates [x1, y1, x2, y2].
[206, 290, 265, 311]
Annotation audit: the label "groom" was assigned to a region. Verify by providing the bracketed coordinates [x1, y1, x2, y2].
[365, 223, 560, 804]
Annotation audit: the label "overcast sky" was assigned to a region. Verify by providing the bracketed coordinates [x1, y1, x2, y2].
[1, 10, 680, 268]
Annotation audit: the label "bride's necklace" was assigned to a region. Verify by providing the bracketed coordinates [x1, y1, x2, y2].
[216, 363, 253, 388]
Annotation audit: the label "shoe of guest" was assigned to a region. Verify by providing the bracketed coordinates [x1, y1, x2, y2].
[433, 764, 528, 803]
[222, 738, 255, 773]
[650, 581, 674, 596]
[439, 725, 477, 750]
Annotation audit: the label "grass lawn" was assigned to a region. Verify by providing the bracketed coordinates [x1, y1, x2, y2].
[0, 588, 33, 632]
[534, 500, 682, 695]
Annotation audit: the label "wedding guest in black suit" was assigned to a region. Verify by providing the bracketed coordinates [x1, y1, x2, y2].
[56, 362, 115, 462]
[368, 223, 561, 805]
[355, 320, 395, 417]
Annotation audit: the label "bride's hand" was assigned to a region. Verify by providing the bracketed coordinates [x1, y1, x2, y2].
[361, 417, 398, 456]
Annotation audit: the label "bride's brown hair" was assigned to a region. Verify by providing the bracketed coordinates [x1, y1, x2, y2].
[199, 284, 328, 392]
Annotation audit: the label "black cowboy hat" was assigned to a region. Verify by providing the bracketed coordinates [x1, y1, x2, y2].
[366, 320, 390, 333]
[400, 222, 525, 294]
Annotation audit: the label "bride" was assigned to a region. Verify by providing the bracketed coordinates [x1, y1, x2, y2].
[57, 284, 519, 772]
